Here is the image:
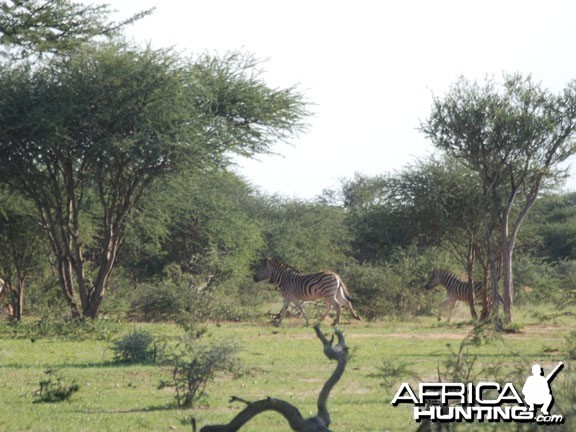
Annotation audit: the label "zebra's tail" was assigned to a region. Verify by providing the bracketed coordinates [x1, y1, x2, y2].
[338, 278, 361, 320]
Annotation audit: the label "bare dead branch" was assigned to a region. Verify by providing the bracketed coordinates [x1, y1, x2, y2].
[200, 325, 348, 432]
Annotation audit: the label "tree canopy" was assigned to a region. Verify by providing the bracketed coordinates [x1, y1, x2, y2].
[0, 0, 152, 59]
[0, 43, 308, 318]
[421, 74, 576, 322]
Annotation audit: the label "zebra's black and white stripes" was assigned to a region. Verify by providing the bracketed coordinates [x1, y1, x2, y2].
[424, 269, 482, 322]
[0, 277, 11, 318]
[253, 257, 360, 325]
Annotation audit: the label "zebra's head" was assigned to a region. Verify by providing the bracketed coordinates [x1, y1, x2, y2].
[253, 257, 272, 282]
[424, 269, 441, 290]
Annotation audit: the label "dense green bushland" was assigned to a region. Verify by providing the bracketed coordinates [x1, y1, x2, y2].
[1, 1, 575, 324]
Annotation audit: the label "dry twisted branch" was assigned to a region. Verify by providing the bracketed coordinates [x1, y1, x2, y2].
[199, 325, 348, 432]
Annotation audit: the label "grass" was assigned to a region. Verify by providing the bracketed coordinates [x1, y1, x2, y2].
[0, 303, 574, 431]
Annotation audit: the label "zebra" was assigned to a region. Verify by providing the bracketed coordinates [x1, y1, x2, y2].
[253, 257, 360, 326]
[424, 269, 483, 322]
[0, 277, 11, 318]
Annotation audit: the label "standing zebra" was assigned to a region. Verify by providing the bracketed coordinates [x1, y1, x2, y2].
[424, 269, 482, 322]
[253, 257, 361, 326]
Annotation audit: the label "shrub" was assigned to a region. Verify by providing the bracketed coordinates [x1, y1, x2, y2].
[110, 329, 157, 363]
[341, 261, 436, 320]
[34, 369, 79, 403]
[128, 281, 185, 322]
[162, 334, 243, 408]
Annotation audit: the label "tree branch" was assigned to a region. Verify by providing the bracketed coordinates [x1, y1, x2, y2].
[200, 325, 348, 432]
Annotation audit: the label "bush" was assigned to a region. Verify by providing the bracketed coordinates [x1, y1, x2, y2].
[110, 329, 157, 363]
[128, 281, 186, 322]
[341, 249, 441, 320]
[162, 334, 243, 408]
[34, 369, 79, 403]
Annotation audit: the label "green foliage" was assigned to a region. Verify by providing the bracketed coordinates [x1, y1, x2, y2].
[0, 41, 307, 318]
[128, 268, 212, 336]
[163, 335, 243, 408]
[128, 280, 188, 322]
[369, 362, 421, 391]
[110, 329, 157, 363]
[1, 314, 119, 341]
[152, 170, 263, 278]
[0, 188, 50, 319]
[422, 74, 576, 322]
[513, 255, 576, 307]
[0, 0, 152, 59]
[526, 192, 576, 261]
[34, 369, 79, 403]
[124, 170, 262, 280]
[338, 162, 485, 266]
[341, 248, 444, 320]
[338, 174, 407, 263]
[255, 195, 350, 270]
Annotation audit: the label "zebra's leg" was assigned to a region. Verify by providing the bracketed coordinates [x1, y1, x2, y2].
[274, 299, 291, 326]
[340, 296, 361, 320]
[292, 298, 310, 326]
[446, 298, 458, 323]
[319, 300, 332, 322]
[332, 303, 342, 326]
[438, 297, 453, 321]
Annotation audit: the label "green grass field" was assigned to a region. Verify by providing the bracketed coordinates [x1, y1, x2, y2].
[0, 303, 574, 432]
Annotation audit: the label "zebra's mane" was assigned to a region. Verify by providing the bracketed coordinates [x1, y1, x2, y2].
[269, 257, 304, 274]
[437, 268, 483, 288]
[436, 269, 463, 280]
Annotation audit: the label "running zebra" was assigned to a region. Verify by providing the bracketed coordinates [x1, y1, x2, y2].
[253, 257, 361, 326]
[424, 269, 482, 322]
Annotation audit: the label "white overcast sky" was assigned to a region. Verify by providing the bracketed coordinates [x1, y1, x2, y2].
[110, 0, 576, 199]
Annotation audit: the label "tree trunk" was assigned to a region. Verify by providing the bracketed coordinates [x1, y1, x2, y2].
[501, 236, 513, 324]
[14, 275, 25, 320]
[482, 204, 501, 321]
[84, 229, 123, 319]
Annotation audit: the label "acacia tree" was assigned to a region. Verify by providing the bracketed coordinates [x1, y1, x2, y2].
[0, 189, 46, 320]
[387, 158, 492, 319]
[421, 74, 576, 323]
[0, 45, 307, 318]
[0, 0, 151, 59]
[121, 169, 266, 281]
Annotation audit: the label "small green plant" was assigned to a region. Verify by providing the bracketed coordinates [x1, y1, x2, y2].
[34, 369, 79, 403]
[369, 362, 421, 394]
[162, 334, 243, 408]
[110, 329, 157, 363]
[468, 319, 503, 345]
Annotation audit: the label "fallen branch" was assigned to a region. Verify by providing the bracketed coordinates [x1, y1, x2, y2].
[200, 325, 348, 432]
